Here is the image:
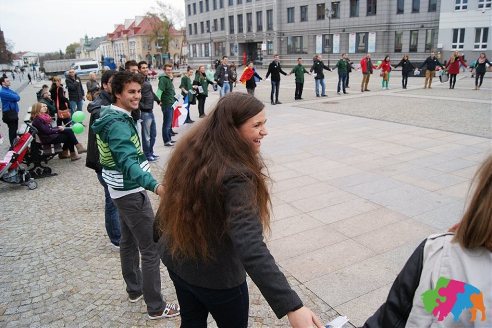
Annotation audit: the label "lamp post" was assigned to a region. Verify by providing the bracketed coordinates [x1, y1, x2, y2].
[325, 6, 333, 66]
[208, 28, 213, 67]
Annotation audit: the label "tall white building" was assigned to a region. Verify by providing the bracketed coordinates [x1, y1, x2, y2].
[438, 0, 492, 62]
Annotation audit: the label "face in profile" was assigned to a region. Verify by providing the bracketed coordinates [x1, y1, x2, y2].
[238, 109, 268, 154]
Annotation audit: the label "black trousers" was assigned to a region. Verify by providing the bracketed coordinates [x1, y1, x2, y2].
[449, 74, 457, 88]
[295, 82, 304, 99]
[402, 72, 409, 88]
[50, 130, 78, 152]
[475, 72, 485, 87]
[197, 95, 206, 116]
[2, 111, 18, 147]
[169, 270, 249, 328]
[345, 72, 350, 87]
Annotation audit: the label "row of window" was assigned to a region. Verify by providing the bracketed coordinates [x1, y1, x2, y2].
[455, 0, 491, 10]
[187, 0, 258, 16]
[189, 40, 273, 58]
[452, 27, 489, 49]
[188, 10, 273, 35]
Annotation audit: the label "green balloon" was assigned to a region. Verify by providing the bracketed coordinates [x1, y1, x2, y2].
[72, 123, 84, 134]
[72, 111, 86, 123]
[377, 60, 382, 65]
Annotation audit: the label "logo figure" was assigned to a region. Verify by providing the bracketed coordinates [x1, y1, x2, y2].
[422, 277, 486, 322]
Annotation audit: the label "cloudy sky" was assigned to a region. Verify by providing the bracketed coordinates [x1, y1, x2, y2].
[0, 0, 185, 53]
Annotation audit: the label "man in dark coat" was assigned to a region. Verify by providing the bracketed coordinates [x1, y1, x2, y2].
[65, 69, 85, 113]
[310, 54, 332, 97]
[265, 54, 287, 105]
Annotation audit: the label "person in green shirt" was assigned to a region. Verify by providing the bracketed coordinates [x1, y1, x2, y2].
[179, 67, 195, 124]
[158, 64, 176, 147]
[289, 58, 311, 100]
[194, 65, 215, 118]
[335, 53, 349, 95]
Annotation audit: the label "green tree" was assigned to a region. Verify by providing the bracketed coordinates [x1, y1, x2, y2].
[146, 1, 183, 54]
[65, 42, 80, 59]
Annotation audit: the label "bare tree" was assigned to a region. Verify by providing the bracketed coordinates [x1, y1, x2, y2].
[146, 1, 184, 56]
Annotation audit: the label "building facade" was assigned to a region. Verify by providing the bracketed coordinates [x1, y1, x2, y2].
[185, 0, 442, 67]
[438, 0, 491, 63]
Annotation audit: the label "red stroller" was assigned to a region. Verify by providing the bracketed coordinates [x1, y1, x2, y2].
[0, 124, 38, 190]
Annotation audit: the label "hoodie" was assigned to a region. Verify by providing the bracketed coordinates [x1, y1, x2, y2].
[91, 105, 158, 196]
[86, 91, 112, 172]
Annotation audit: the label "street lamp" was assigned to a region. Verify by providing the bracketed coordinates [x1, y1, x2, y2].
[325, 6, 333, 66]
[208, 28, 213, 67]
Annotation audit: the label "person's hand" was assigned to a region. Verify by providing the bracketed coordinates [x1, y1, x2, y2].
[155, 184, 165, 197]
[287, 306, 323, 328]
[58, 126, 65, 131]
[448, 222, 460, 233]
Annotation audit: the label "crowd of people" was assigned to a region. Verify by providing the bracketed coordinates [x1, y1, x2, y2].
[0, 49, 490, 327]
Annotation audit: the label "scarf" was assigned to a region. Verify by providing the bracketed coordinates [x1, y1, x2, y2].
[38, 113, 52, 124]
[478, 57, 486, 64]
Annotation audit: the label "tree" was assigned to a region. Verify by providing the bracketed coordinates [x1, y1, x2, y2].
[0, 31, 14, 64]
[65, 42, 80, 59]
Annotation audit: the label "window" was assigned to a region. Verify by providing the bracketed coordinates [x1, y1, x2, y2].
[219, 0, 223, 8]
[267, 9, 273, 30]
[194, 23, 198, 34]
[356, 32, 368, 53]
[478, 0, 491, 8]
[452, 28, 465, 49]
[206, 20, 210, 32]
[206, 0, 209, 11]
[300, 6, 308, 21]
[317, 3, 326, 20]
[322, 34, 333, 53]
[237, 14, 243, 33]
[204, 43, 210, 57]
[199, 1, 203, 13]
[425, 29, 434, 52]
[267, 41, 273, 55]
[213, 0, 217, 10]
[455, 0, 468, 10]
[287, 7, 295, 23]
[198, 44, 202, 57]
[246, 13, 252, 32]
[229, 15, 234, 33]
[192, 44, 197, 57]
[237, 0, 242, 4]
[475, 28, 488, 49]
[230, 43, 237, 56]
[256, 11, 263, 31]
[367, 0, 377, 15]
[412, 0, 420, 12]
[397, 0, 404, 13]
[214, 19, 218, 31]
[214, 42, 225, 57]
[428, 0, 437, 11]
[395, 31, 402, 52]
[331, 2, 340, 18]
[287, 36, 306, 54]
[193, 3, 197, 14]
[247, 0, 252, 2]
[189, 24, 193, 35]
[350, 0, 359, 17]
[220, 17, 225, 31]
[188, 4, 192, 16]
[409, 30, 418, 52]
[229, 0, 233, 5]
[200, 21, 204, 33]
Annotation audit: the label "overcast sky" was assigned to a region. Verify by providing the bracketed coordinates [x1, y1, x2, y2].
[0, 0, 185, 53]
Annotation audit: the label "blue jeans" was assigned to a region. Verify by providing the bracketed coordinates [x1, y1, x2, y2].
[69, 100, 84, 115]
[219, 81, 231, 97]
[270, 80, 280, 103]
[168, 270, 249, 328]
[96, 172, 121, 246]
[337, 73, 347, 93]
[315, 79, 326, 96]
[162, 105, 173, 143]
[141, 111, 156, 158]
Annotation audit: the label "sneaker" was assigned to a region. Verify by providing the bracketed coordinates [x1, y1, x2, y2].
[271, 101, 276, 105]
[321, 95, 327, 97]
[164, 142, 175, 147]
[129, 294, 143, 303]
[343, 92, 348, 94]
[337, 92, 341, 95]
[111, 243, 120, 251]
[170, 140, 176, 144]
[152, 154, 160, 158]
[148, 302, 180, 320]
[316, 94, 320, 97]
[275, 101, 282, 104]
[147, 156, 157, 162]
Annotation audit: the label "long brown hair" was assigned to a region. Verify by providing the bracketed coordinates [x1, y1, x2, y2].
[30, 102, 45, 120]
[156, 93, 271, 260]
[453, 155, 492, 250]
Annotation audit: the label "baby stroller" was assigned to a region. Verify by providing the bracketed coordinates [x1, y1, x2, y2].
[0, 123, 38, 190]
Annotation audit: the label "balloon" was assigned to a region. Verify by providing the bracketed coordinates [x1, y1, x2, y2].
[377, 60, 382, 66]
[72, 111, 86, 123]
[72, 123, 84, 134]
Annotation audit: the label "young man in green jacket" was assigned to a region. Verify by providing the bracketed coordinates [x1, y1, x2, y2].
[158, 64, 176, 146]
[179, 67, 195, 124]
[335, 53, 349, 94]
[289, 58, 311, 100]
[92, 71, 180, 320]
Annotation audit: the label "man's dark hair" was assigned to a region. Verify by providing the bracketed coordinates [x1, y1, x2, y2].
[124, 60, 138, 70]
[111, 71, 144, 103]
[0, 77, 6, 85]
[297, 57, 302, 61]
[101, 70, 116, 86]
[222, 56, 228, 60]
[137, 61, 148, 69]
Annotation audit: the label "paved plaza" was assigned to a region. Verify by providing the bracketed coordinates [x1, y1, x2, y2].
[1, 68, 491, 327]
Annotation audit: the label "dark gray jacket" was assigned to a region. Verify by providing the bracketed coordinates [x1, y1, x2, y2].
[65, 75, 85, 101]
[156, 174, 303, 319]
[85, 91, 112, 172]
[139, 78, 159, 112]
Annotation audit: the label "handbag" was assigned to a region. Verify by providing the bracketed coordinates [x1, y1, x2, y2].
[439, 71, 449, 83]
[56, 88, 71, 120]
[86, 92, 93, 101]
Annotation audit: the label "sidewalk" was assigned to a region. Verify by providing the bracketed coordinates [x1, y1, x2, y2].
[0, 69, 490, 327]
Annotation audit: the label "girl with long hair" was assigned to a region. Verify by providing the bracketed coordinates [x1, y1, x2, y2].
[49, 76, 71, 126]
[394, 55, 416, 89]
[154, 93, 322, 327]
[473, 52, 491, 90]
[378, 55, 392, 90]
[445, 50, 467, 89]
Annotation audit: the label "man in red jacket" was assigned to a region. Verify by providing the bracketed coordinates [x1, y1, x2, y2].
[360, 53, 377, 92]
